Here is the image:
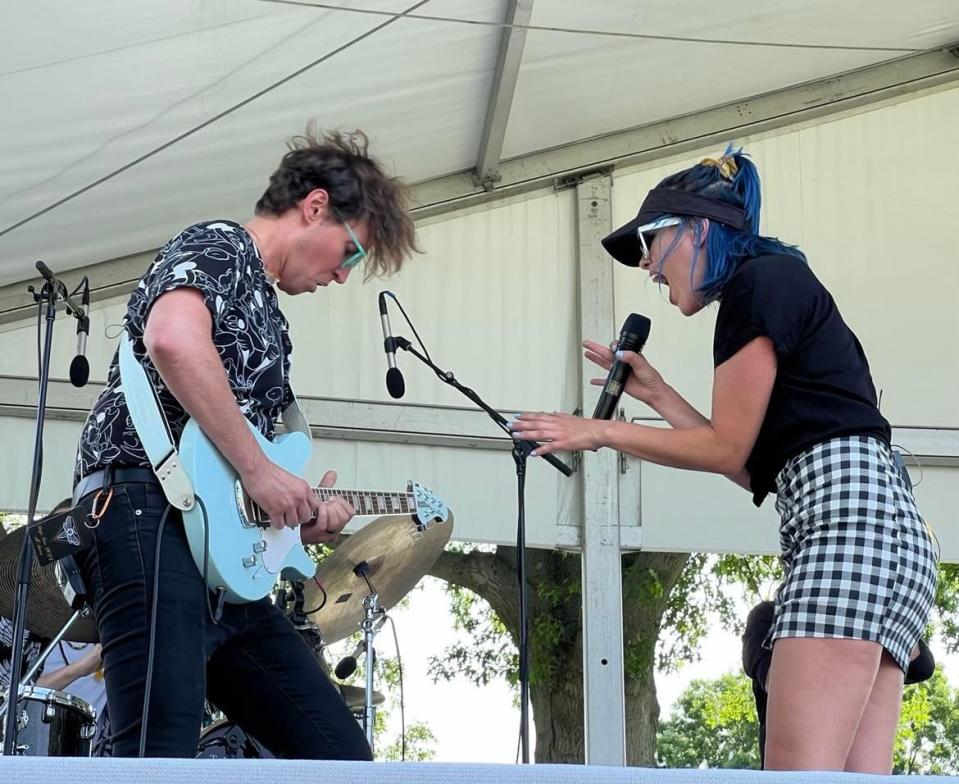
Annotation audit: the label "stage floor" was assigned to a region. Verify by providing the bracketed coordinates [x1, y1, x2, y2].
[0, 758, 954, 783]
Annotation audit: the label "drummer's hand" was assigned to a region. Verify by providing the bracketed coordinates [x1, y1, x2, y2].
[300, 470, 354, 545]
[74, 644, 102, 678]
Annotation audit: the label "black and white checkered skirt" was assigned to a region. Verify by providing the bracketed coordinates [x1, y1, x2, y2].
[766, 435, 938, 672]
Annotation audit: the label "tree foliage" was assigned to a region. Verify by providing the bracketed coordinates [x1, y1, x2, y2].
[657, 666, 959, 775]
[656, 673, 760, 769]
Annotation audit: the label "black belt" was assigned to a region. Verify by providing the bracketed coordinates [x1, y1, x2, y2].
[73, 467, 160, 504]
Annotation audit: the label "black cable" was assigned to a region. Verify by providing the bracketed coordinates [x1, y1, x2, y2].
[195, 496, 224, 626]
[305, 577, 328, 615]
[138, 503, 172, 758]
[385, 614, 406, 762]
[384, 291, 432, 363]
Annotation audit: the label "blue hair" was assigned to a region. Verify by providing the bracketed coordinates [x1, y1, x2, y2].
[653, 146, 805, 304]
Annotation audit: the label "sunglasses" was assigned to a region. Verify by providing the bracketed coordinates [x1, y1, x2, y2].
[636, 216, 683, 262]
[334, 209, 367, 270]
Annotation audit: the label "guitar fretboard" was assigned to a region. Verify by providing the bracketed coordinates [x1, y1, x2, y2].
[248, 488, 414, 524]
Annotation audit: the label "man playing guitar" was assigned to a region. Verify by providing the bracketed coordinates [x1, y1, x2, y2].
[71, 128, 418, 758]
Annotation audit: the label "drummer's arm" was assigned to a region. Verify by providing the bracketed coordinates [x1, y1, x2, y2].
[36, 645, 101, 690]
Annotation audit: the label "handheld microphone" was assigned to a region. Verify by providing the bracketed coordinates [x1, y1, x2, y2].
[69, 280, 90, 388]
[591, 313, 651, 420]
[378, 291, 405, 399]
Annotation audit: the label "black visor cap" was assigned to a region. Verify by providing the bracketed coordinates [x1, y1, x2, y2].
[601, 189, 747, 267]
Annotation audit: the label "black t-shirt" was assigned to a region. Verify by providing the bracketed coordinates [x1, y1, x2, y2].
[713, 254, 890, 505]
[75, 220, 293, 480]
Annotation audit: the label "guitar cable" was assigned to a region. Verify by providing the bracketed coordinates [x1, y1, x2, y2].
[138, 495, 221, 758]
[196, 496, 226, 625]
[386, 613, 407, 761]
[305, 576, 327, 615]
[139, 503, 171, 758]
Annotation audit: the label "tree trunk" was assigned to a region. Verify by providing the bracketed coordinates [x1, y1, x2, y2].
[529, 653, 585, 763]
[429, 546, 691, 765]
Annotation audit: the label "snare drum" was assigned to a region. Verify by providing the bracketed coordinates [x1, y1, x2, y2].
[2, 686, 96, 756]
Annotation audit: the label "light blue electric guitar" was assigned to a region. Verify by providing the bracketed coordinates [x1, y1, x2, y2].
[177, 419, 449, 603]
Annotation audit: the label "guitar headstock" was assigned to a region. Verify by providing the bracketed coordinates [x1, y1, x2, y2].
[408, 482, 449, 525]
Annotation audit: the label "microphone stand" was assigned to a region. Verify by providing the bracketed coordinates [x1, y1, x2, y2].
[2, 261, 83, 755]
[392, 336, 572, 763]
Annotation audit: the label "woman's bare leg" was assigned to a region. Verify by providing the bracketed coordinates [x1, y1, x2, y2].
[764, 637, 882, 770]
[844, 650, 903, 773]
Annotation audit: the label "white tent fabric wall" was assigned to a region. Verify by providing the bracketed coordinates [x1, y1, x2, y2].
[0, 189, 587, 548]
[1, 85, 958, 555]
[610, 83, 959, 559]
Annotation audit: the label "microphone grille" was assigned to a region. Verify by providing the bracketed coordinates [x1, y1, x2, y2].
[69, 355, 90, 388]
[386, 367, 405, 399]
[618, 313, 651, 353]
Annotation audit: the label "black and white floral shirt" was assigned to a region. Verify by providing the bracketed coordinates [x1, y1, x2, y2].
[0, 616, 44, 692]
[75, 221, 293, 480]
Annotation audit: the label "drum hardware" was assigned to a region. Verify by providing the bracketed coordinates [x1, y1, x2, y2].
[354, 561, 385, 751]
[0, 524, 98, 643]
[301, 513, 453, 645]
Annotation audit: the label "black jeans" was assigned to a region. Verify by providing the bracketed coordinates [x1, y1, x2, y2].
[75, 481, 371, 760]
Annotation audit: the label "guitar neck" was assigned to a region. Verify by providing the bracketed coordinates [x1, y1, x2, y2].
[314, 487, 414, 517]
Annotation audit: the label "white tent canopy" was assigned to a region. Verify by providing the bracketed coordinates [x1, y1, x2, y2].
[2, 0, 958, 287]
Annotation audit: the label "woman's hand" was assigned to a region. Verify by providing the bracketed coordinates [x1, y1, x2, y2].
[509, 412, 607, 456]
[583, 339, 666, 406]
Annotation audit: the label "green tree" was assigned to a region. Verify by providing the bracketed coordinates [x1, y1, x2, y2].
[427, 548, 781, 764]
[427, 549, 959, 766]
[656, 666, 959, 775]
[895, 668, 959, 774]
[333, 628, 438, 762]
[656, 673, 759, 769]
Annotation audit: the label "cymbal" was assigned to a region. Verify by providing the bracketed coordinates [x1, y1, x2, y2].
[338, 684, 386, 711]
[304, 512, 453, 644]
[0, 522, 98, 643]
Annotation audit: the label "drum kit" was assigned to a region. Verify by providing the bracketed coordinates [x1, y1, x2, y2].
[0, 509, 453, 758]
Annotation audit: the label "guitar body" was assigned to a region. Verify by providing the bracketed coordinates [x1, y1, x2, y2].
[178, 418, 316, 603]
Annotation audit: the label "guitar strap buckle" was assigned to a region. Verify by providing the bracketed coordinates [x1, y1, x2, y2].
[155, 451, 195, 512]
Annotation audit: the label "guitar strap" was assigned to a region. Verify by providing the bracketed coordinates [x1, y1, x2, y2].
[280, 394, 311, 441]
[118, 333, 312, 511]
[118, 333, 196, 510]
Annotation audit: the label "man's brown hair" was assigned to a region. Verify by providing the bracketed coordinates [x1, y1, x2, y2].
[256, 125, 419, 277]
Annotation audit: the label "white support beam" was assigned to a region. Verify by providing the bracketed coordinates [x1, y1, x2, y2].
[2, 48, 958, 326]
[474, 0, 533, 189]
[0, 375, 520, 452]
[414, 47, 959, 218]
[575, 174, 626, 766]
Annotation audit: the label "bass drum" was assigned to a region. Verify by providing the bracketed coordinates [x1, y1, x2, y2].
[195, 718, 273, 759]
